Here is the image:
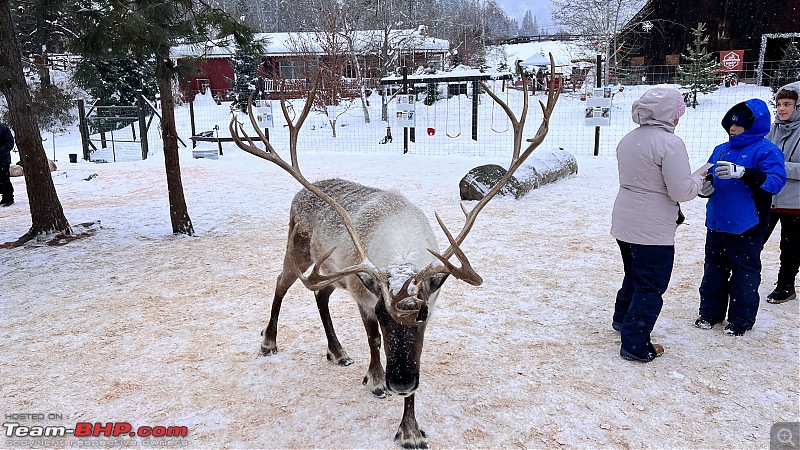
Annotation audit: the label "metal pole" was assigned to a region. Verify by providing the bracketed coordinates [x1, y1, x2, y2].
[594, 54, 601, 157]
[402, 66, 409, 154]
[471, 80, 479, 141]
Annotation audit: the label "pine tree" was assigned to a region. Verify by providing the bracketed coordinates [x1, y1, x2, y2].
[71, 0, 258, 236]
[675, 22, 719, 108]
[423, 82, 438, 106]
[771, 41, 800, 93]
[0, 0, 71, 242]
[228, 42, 262, 113]
[520, 10, 535, 36]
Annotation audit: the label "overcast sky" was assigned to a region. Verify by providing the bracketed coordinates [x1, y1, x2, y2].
[495, 0, 557, 32]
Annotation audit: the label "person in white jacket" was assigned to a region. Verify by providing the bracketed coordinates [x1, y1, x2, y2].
[610, 87, 706, 362]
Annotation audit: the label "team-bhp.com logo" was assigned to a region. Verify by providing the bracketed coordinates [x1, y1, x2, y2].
[4, 422, 188, 438]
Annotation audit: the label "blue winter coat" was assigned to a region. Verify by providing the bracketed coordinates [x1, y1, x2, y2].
[0, 123, 13, 164]
[705, 99, 786, 235]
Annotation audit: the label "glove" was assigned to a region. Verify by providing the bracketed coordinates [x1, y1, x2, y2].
[699, 179, 714, 197]
[716, 161, 745, 179]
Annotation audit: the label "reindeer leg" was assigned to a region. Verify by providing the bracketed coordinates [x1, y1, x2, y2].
[395, 394, 427, 449]
[261, 223, 310, 356]
[358, 303, 388, 398]
[315, 285, 353, 366]
[260, 269, 297, 356]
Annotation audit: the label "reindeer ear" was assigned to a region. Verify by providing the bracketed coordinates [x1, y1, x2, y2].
[356, 272, 382, 298]
[424, 273, 449, 296]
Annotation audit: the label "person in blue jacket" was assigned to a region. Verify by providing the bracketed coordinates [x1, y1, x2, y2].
[695, 99, 786, 336]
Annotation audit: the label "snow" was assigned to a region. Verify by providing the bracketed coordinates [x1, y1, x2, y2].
[1, 84, 798, 449]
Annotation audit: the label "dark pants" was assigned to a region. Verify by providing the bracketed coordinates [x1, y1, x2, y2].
[614, 240, 675, 357]
[699, 229, 763, 329]
[0, 162, 12, 201]
[764, 212, 800, 287]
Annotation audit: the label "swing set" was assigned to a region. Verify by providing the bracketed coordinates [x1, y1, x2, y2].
[378, 70, 514, 144]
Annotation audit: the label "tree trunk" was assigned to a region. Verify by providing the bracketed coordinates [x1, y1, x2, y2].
[156, 55, 194, 235]
[0, 0, 70, 240]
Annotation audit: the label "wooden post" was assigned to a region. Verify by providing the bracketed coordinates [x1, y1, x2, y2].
[188, 83, 197, 149]
[77, 98, 90, 160]
[137, 92, 149, 160]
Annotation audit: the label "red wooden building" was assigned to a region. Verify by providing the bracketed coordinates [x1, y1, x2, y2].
[171, 30, 450, 101]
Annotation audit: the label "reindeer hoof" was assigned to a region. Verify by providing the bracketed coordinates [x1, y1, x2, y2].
[395, 428, 427, 449]
[326, 352, 354, 366]
[362, 376, 388, 398]
[260, 346, 278, 356]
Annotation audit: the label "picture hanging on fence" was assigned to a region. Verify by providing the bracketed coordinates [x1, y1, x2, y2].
[585, 87, 612, 126]
[395, 94, 416, 127]
[255, 100, 274, 128]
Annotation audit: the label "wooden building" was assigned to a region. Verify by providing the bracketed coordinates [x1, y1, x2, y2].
[171, 30, 449, 100]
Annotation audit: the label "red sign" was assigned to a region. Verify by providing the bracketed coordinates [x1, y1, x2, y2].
[720, 50, 744, 72]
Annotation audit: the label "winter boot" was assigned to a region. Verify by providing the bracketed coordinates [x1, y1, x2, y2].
[767, 284, 797, 304]
[694, 316, 722, 330]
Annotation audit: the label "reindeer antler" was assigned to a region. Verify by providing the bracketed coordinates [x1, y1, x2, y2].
[415, 53, 560, 289]
[229, 75, 383, 290]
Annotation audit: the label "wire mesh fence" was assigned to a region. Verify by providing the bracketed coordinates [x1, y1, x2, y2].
[46, 60, 791, 162]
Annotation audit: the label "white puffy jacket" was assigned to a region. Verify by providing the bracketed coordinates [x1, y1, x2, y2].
[611, 88, 703, 245]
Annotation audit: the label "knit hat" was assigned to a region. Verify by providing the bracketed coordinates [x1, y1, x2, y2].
[724, 105, 755, 130]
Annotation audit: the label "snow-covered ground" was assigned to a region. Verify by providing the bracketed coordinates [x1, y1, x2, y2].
[1, 85, 797, 449]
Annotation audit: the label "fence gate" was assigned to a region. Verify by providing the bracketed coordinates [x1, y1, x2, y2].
[77, 94, 154, 162]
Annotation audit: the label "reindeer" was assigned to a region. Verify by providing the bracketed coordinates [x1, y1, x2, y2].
[229, 57, 560, 449]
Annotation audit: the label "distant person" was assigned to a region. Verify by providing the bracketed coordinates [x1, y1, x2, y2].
[611, 87, 705, 363]
[695, 99, 786, 336]
[0, 122, 14, 207]
[763, 82, 800, 303]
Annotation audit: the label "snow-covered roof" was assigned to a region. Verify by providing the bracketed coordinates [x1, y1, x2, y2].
[381, 66, 513, 84]
[171, 29, 449, 59]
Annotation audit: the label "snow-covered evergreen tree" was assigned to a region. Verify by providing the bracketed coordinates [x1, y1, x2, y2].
[771, 41, 800, 93]
[519, 10, 537, 36]
[227, 42, 262, 113]
[675, 22, 718, 109]
[74, 54, 158, 106]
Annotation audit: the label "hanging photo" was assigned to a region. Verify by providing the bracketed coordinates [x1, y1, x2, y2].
[395, 94, 416, 127]
[255, 100, 274, 128]
[585, 88, 612, 126]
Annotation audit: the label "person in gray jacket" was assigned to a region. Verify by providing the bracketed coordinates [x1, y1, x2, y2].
[611, 88, 705, 362]
[763, 82, 800, 303]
